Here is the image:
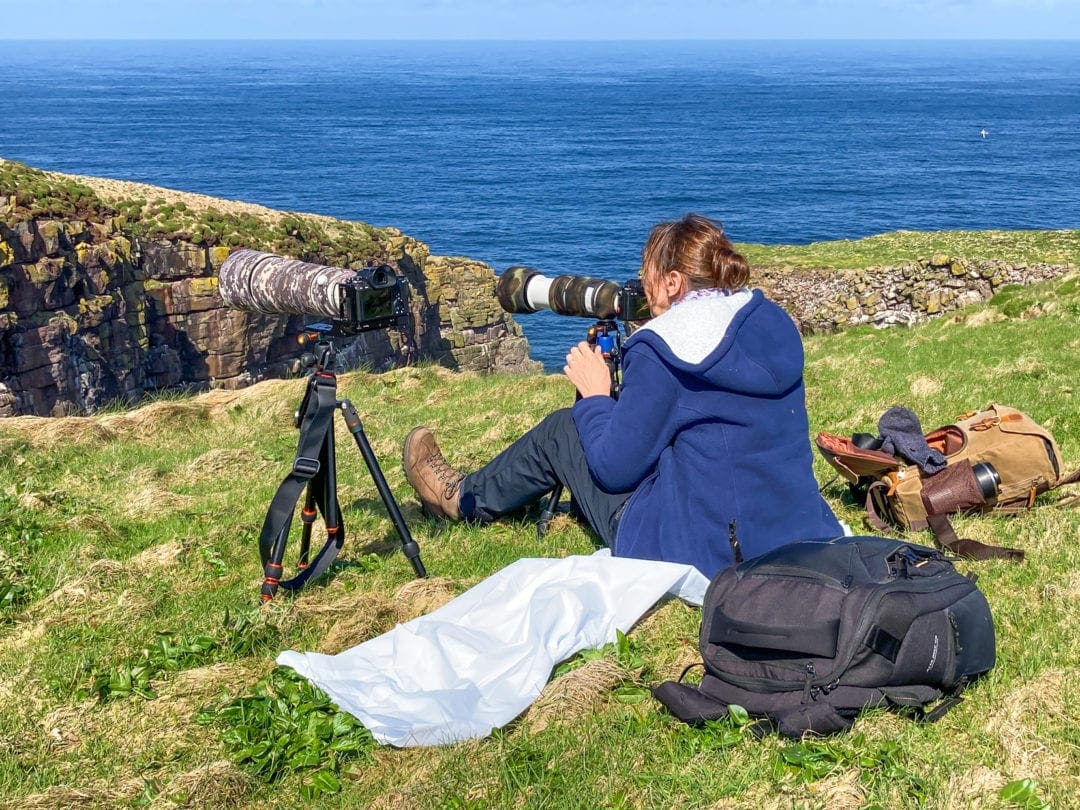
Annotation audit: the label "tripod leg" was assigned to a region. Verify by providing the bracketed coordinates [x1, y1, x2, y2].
[261, 518, 293, 601]
[537, 483, 563, 538]
[339, 400, 427, 578]
[297, 489, 317, 569]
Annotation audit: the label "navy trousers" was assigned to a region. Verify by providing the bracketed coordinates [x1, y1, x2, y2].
[458, 408, 632, 549]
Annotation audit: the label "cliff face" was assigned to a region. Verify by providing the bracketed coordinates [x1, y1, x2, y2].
[0, 162, 538, 417]
[3, 161, 1074, 418]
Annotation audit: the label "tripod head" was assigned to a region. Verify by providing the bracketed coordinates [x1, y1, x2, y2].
[586, 318, 626, 399]
[293, 322, 338, 369]
[535, 317, 629, 538]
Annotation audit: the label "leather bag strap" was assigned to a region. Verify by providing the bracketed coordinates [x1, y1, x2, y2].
[924, 512, 1024, 562]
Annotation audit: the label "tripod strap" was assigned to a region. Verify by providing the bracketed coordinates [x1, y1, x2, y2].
[259, 372, 345, 600]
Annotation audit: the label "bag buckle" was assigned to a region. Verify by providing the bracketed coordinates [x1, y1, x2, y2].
[292, 456, 321, 477]
[886, 471, 900, 497]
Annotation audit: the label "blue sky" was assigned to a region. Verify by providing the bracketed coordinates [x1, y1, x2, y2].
[2, 0, 1078, 40]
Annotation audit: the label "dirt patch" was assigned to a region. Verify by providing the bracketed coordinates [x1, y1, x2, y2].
[0, 415, 117, 448]
[131, 540, 185, 572]
[2, 778, 146, 809]
[909, 376, 942, 397]
[520, 658, 630, 734]
[393, 576, 457, 619]
[805, 768, 867, 809]
[940, 764, 1007, 809]
[985, 668, 1079, 781]
[150, 759, 254, 809]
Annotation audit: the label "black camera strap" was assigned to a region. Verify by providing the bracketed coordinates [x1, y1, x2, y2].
[258, 371, 345, 601]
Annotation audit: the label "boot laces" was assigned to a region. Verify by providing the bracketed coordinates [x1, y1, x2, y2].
[426, 451, 463, 499]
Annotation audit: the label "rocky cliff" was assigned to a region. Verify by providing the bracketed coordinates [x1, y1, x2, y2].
[2, 160, 1074, 418]
[0, 161, 538, 417]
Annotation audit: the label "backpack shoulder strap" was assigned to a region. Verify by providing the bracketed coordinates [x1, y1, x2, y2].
[1047, 467, 1080, 509]
[651, 680, 729, 725]
[864, 481, 895, 533]
[1053, 466, 1080, 490]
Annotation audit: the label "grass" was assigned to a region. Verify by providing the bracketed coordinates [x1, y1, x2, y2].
[738, 229, 1080, 269]
[0, 275, 1079, 808]
[0, 160, 385, 266]
[4, 163, 1080, 805]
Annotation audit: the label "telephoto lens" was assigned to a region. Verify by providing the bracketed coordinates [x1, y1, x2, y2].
[219, 249, 355, 319]
[495, 267, 623, 319]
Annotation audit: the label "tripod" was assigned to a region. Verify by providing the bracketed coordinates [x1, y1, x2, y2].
[259, 332, 426, 601]
[536, 318, 625, 538]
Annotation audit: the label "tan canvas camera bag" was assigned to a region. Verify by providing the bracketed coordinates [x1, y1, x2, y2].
[816, 404, 1080, 560]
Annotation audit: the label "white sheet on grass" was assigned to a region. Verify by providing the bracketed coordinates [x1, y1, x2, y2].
[276, 552, 708, 747]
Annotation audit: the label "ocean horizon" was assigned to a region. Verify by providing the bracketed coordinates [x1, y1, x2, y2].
[2, 39, 1078, 368]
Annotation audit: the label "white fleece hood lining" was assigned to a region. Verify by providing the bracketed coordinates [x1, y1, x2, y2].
[636, 288, 754, 365]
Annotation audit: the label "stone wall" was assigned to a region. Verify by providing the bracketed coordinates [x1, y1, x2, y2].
[0, 202, 538, 417]
[753, 254, 1074, 335]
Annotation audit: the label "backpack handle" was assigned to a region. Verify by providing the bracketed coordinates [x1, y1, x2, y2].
[708, 608, 839, 658]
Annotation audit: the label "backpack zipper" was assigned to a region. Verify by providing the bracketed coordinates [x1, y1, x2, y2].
[741, 566, 852, 590]
[802, 662, 817, 702]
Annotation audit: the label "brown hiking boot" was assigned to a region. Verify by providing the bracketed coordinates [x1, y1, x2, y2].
[402, 427, 464, 520]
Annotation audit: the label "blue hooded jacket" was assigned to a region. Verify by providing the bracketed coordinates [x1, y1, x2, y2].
[571, 288, 841, 578]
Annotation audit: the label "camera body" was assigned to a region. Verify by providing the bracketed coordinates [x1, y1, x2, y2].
[335, 264, 409, 335]
[618, 279, 650, 324]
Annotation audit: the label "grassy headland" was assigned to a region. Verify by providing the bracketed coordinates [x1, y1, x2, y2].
[1, 160, 385, 264]
[739, 229, 1080, 269]
[4, 159, 1079, 271]
[0, 263, 1077, 807]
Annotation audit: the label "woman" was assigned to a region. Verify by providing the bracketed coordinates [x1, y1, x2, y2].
[403, 214, 841, 577]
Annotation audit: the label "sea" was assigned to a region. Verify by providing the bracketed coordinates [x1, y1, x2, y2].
[2, 40, 1078, 370]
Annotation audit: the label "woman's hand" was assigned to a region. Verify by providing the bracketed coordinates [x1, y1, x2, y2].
[564, 341, 612, 399]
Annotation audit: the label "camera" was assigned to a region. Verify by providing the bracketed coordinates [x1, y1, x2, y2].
[496, 267, 650, 324]
[219, 249, 408, 335]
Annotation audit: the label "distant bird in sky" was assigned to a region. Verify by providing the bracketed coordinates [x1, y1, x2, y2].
[981, 128, 989, 139]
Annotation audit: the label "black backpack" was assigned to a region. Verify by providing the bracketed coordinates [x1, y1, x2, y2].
[653, 535, 996, 738]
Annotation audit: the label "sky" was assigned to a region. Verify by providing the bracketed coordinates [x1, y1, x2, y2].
[1, 0, 1078, 40]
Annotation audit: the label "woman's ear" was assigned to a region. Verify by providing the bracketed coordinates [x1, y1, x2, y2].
[664, 270, 686, 298]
